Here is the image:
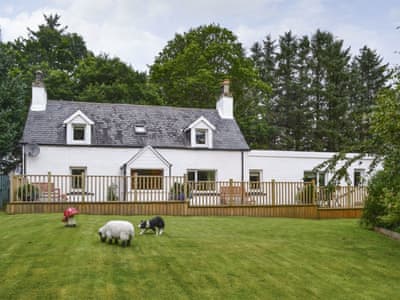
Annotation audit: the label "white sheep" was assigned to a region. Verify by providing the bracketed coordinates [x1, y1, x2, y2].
[98, 220, 135, 247]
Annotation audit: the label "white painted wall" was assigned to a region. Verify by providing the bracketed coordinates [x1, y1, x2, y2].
[159, 149, 243, 181]
[26, 146, 245, 181]
[26, 146, 136, 175]
[26, 146, 379, 186]
[248, 150, 378, 185]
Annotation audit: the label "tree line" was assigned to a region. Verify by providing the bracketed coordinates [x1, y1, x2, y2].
[0, 14, 393, 171]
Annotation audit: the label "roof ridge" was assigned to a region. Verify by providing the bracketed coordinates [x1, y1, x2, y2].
[47, 99, 217, 112]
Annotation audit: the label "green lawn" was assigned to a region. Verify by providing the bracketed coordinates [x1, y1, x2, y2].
[0, 213, 399, 299]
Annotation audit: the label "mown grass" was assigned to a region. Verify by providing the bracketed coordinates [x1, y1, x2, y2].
[0, 212, 399, 299]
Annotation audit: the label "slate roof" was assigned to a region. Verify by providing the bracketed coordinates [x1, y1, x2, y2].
[22, 100, 250, 151]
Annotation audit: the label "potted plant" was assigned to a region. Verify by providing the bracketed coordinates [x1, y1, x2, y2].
[107, 184, 119, 201]
[17, 183, 40, 201]
[169, 182, 185, 201]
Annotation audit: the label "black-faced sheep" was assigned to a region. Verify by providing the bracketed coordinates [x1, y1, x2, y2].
[98, 220, 135, 247]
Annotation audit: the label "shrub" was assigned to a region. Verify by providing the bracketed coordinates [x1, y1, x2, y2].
[361, 170, 400, 232]
[169, 182, 185, 200]
[17, 183, 40, 201]
[376, 189, 400, 231]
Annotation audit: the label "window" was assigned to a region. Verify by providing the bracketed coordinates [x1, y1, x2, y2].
[135, 125, 146, 134]
[71, 168, 86, 189]
[195, 129, 207, 145]
[64, 110, 94, 145]
[187, 169, 216, 190]
[131, 169, 163, 190]
[73, 125, 85, 141]
[249, 170, 262, 189]
[303, 171, 325, 187]
[354, 169, 365, 186]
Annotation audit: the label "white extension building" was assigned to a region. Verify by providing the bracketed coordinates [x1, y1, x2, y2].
[22, 73, 374, 188]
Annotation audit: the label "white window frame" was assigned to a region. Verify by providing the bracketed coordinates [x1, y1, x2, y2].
[186, 116, 215, 149]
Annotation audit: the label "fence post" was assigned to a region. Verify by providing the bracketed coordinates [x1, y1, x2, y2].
[229, 179, 233, 205]
[347, 184, 351, 208]
[311, 179, 316, 205]
[81, 173, 85, 202]
[47, 171, 51, 202]
[184, 174, 188, 201]
[133, 173, 137, 202]
[271, 179, 276, 206]
[10, 175, 15, 202]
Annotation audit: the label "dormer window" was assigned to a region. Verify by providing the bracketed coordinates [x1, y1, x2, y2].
[185, 116, 215, 149]
[73, 125, 85, 141]
[195, 129, 207, 145]
[63, 110, 94, 145]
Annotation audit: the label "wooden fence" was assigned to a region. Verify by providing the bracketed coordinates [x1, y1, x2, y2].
[9, 174, 367, 209]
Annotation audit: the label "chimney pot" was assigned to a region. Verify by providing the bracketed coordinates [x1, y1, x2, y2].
[221, 79, 232, 96]
[216, 79, 233, 119]
[31, 70, 47, 111]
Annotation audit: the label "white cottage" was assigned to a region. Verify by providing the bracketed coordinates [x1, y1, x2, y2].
[22, 73, 375, 190]
[22, 75, 249, 185]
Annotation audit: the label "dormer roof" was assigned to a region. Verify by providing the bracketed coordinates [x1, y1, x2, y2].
[185, 116, 216, 131]
[63, 110, 94, 125]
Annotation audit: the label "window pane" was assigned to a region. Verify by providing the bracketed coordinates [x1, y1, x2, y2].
[71, 168, 85, 189]
[303, 171, 315, 183]
[187, 171, 195, 181]
[354, 170, 364, 186]
[73, 126, 85, 140]
[198, 170, 215, 181]
[195, 129, 207, 144]
[304, 171, 325, 186]
[250, 170, 261, 189]
[319, 173, 326, 187]
[191, 170, 216, 190]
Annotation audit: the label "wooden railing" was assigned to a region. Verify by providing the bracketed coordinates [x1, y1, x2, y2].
[317, 185, 367, 208]
[10, 174, 367, 208]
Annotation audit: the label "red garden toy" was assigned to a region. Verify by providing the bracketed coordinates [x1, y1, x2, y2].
[62, 207, 79, 227]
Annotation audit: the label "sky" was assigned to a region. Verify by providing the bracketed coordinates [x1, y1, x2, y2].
[0, 0, 399, 71]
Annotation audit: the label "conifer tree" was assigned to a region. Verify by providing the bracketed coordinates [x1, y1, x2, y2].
[349, 46, 390, 148]
[309, 30, 351, 151]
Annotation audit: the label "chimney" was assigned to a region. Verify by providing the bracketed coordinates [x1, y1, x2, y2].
[30, 70, 47, 111]
[216, 79, 233, 119]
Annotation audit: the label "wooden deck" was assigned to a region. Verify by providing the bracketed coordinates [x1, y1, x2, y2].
[6, 201, 363, 219]
[7, 174, 366, 218]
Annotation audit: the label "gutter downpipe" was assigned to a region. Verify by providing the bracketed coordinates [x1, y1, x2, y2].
[121, 163, 127, 201]
[241, 151, 244, 181]
[22, 144, 26, 175]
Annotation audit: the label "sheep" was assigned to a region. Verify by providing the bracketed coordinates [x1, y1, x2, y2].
[98, 220, 135, 247]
